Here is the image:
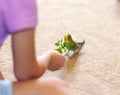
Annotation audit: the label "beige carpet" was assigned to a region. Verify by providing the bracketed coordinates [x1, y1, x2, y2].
[1, 0, 120, 94]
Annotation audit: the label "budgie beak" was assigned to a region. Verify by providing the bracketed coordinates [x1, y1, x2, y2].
[64, 35, 69, 42]
[64, 35, 67, 41]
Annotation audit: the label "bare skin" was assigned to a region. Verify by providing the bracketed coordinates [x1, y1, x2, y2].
[11, 29, 66, 81]
[0, 71, 4, 80]
[13, 77, 76, 95]
[0, 29, 78, 95]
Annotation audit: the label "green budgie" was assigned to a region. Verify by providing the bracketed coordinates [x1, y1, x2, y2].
[64, 34, 79, 51]
[64, 34, 85, 57]
[55, 34, 85, 57]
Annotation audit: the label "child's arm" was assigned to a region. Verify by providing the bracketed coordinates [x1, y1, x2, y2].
[12, 29, 65, 81]
[12, 29, 46, 81]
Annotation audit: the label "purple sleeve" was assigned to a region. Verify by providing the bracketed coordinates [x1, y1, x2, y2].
[4, 0, 37, 33]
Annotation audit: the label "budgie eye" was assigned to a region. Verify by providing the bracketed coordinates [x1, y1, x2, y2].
[68, 36, 71, 41]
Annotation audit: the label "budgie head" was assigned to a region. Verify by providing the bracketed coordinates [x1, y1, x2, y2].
[64, 34, 73, 43]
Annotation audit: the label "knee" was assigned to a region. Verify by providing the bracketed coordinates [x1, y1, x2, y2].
[40, 77, 68, 88]
[35, 77, 70, 95]
[46, 77, 67, 86]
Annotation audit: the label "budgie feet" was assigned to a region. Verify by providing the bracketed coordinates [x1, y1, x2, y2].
[64, 40, 85, 58]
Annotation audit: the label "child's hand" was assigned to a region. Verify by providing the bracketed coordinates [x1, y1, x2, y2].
[36, 51, 66, 77]
[47, 51, 66, 71]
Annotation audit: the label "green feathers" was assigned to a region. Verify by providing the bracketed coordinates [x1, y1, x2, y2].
[55, 34, 85, 57]
[64, 34, 79, 51]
